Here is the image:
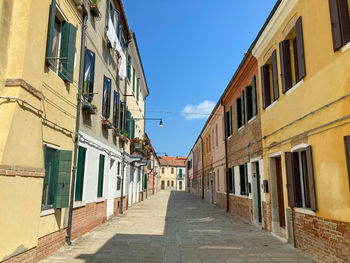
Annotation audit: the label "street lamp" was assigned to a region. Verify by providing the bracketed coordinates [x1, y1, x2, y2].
[134, 118, 164, 128]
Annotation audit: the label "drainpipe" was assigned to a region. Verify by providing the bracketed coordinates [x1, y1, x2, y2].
[120, 41, 129, 214]
[291, 207, 297, 248]
[200, 136, 204, 200]
[221, 100, 230, 213]
[66, 1, 88, 245]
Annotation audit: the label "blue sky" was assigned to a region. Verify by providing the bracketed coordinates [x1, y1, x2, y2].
[124, 0, 277, 157]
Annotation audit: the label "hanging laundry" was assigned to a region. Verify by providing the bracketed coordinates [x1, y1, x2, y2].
[119, 53, 127, 80]
[107, 17, 117, 48]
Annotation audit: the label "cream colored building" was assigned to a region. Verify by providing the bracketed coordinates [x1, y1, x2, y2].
[159, 157, 186, 190]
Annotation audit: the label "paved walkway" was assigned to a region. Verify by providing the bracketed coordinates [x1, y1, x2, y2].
[39, 191, 318, 263]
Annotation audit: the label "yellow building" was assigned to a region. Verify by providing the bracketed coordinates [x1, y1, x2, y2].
[252, 0, 350, 262]
[159, 156, 186, 190]
[0, 0, 83, 261]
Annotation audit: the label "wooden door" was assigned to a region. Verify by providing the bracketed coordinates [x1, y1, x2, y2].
[275, 157, 285, 228]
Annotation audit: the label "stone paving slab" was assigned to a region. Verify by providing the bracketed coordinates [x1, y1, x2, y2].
[39, 191, 318, 263]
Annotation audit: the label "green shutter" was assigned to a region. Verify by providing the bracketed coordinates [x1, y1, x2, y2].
[127, 56, 131, 80]
[75, 147, 86, 201]
[131, 117, 135, 139]
[45, 0, 56, 65]
[126, 110, 131, 139]
[58, 22, 77, 83]
[54, 150, 72, 208]
[43, 147, 58, 207]
[136, 78, 139, 101]
[179, 169, 182, 177]
[133, 68, 136, 92]
[144, 174, 147, 189]
[97, 154, 105, 197]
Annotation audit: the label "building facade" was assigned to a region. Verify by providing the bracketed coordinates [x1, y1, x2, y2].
[176, 166, 186, 191]
[159, 156, 186, 191]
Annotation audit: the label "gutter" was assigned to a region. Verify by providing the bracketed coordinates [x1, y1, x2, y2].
[66, 0, 88, 245]
[221, 100, 230, 213]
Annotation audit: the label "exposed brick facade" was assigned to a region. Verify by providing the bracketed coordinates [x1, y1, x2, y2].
[262, 201, 272, 231]
[216, 192, 228, 211]
[287, 210, 350, 263]
[34, 229, 66, 262]
[2, 248, 35, 263]
[113, 196, 128, 216]
[228, 195, 252, 222]
[71, 201, 107, 240]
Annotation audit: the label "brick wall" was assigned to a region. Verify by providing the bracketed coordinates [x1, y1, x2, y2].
[289, 210, 350, 263]
[216, 192, 228, 211]
[113, 196, 128, 216]
[71, 201, 106, 240]
[262, 201, 272, 231]
[2, 248, 35, 263]
[34, 229, 66, 262]
[228, 195, 252, 222]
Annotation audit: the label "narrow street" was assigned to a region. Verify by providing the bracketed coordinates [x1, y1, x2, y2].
[39, 191, 317, 263]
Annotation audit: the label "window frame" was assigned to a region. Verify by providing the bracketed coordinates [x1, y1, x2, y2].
[83, 49, 96, 102]
[102, 76, 112, 119]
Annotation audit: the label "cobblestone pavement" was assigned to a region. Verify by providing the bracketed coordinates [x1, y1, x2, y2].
[39, 191, 318, 263]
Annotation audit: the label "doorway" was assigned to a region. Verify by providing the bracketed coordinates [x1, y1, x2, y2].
[270, 155, 286, 236]
[209, 172, 215, 204]
[107, 159, 116, 219]
[179, 181, 182, 190]
[252, 161, 262, 224]
[161, 180, 165, 190]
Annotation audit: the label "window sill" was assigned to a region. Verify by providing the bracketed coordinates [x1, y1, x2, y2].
[238, 125, 245, 132]
[342, 41, 350, 53]
[73, 201, 86, 208]
[96, 197, 105, 203]
[294, 207, 315, 216]
[265, 100, 277, 111]
[40, 209, 55, 217]
[286, 79, 304, 96]
[227, 135, 232, 140]
[247, 115, 257, 124]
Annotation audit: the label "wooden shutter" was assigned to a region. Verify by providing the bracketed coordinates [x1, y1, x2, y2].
[285, 152, 302, 208]
[252, 76, 258, 116]
[236, 98, 242, 129]
[229, 106, 233, 136]
[305, 146, 317, 211]
[133, 68, 136, 92]
[136, 78, 139, 101]
[241, 91, 246, 125]
[271, 50, 279, 101]
[339, 0, 350, 45]
[46, 0, 56, 65]
[261, 65, 271, 109]
[127, 56, 131, 80]
[279, 40, 292, 93]
[54, 150, 72, 208]
[58, 23, 77, 83]
[345, 136, 350, 190]
[105, 0, 110, 30]
[225, 111, 229, 137]
[245, 86, 252, 120]
[75, 147, 86, 202]
[97, 154, 105, 198]
[126, 110, 131, 138]
[296, 17, 306, 80]
[113, 91, 119, 127]
[228, 168, 233, 193]
[131, 117, 135, 139]
[244, 163, 249, 196]
[329, 0, 350, 51]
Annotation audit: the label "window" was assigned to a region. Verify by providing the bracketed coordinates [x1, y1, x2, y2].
[117, 162, 120, 175]
[75, 146, 86, 201]
[209, 135, 211, 151]
[225, 106, 232, 137]
[136, 78, 140, 101]
[162, 168, 165, 174]
[171, 181, 174, 187]
[42, 146, 72, 210]
[171, 168, 174, 174]
[45, 4, 77, 83]
[236, 91, 246, 129]
[279, 17, 306, 93]
[345, 136, 350, 190]
[83, 49, 95, 102]
[217, 169, 220, 192]
[228, 167, 235, 194]
[116, 177, 121, 190]
[119, 102, 125, 131]
[127, 56, 131, 81]
[216, 124, 218, 147]
[285, 146, 317, 211]
[102, 76, 111, 119]
[131, 117, 135, 139]
[125, 109, 131, 138]
[179, 169, 183, 178]
[245, 76, 258, 121]
[240, 164, 248, 196]
[260, 50, 279, 109]
[113, 91, 120, 128]
[97, 154, 105, 198]
[167, 180, 170, 186]
[329, 0, 350, 51]
[133, 68, 136, 92]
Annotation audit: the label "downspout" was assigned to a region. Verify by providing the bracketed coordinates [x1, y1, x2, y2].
[120, 41, 129, 214]
[200, 136, 204, 200]
[221, 100, 230, 213]
[66, 1, 88, 245]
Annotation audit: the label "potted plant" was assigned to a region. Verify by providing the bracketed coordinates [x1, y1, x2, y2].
[102, 119, 112, 129]
[90, 0, 101, 17]
[113, 128, 122, 137]
[82, 101, 97, 114]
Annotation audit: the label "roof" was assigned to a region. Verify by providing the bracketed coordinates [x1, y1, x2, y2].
[159, 156, 186, 167]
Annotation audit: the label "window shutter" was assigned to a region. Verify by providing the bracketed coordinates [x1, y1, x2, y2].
[329, 0, 350, 51]
[271, 50, 279, 100]
[252, 76, 258, 116]
[127, 56, 131, 80]
[131, 117, 135, 139]
[54, 150, 72, 208]
[261, 65, 271, 109]
[285, 152, 302, 208]
[295, 17, 306, 80]
[228, 168, 233, 193]
[305, 146, 317, 212]
[229, 106, 232, 135]
[105, 0, 110, 30]
[119, 102, 124, 131]
[133, 68, 135, 92]
[344, 136, 350, 190]
[241, 91, 246, 125]
[225, 111, 229, 137]
[58, 23, 77, 83]
[236, 98, 242, 129]
[279, 40, 292, 93]
[338, 0, 350, 45]
[126, 110, 131, 139]
[245, 86, 252, 121]
[136, 78, 139, 101]
[45, 0, 56, 66]
[75, 147, 86, 202]
[97, 154, 105, 198]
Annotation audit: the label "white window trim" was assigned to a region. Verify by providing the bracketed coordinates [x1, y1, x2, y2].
[268, 151, 284, 158]
[96, 197, 105, 203]
[291, 143, 309, 152]
[250, 156, 262, 163]
[44, 142, 61, 150]
[40, 209, 55, 217]
[342, 41, 350, 53]
[294, 207, 315, 216]
[227, 135, 232, 140]
[265, 100, 277, 111]
[73, 201, 86, 208]
[286, 79, 304, 96]
[247, 115, 257, 124]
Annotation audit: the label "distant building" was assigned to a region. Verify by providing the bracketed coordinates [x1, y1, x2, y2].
[159, 156, 186, 191]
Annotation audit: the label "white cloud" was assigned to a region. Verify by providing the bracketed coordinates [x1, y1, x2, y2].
[182, 100, 215, 120]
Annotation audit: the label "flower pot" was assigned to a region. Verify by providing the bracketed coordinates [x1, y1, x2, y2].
[90, 4, 100, 17]
[82, 102, 96, 114]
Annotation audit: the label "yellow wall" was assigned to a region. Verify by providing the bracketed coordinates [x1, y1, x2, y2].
[256, 0, 350, 222]
[160, 166, 177, 186]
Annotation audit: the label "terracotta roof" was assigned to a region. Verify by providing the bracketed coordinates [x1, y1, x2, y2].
[159, 156, 186, 167]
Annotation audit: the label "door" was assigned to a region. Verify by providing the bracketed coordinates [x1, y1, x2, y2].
[210, 178, 214, 204]
[275, 157, 286, 228]
[179, 181, 182, 190]
[255, 162, 262, 223]
[161, 180, 165, 190]
[107, 159, 116, 218]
